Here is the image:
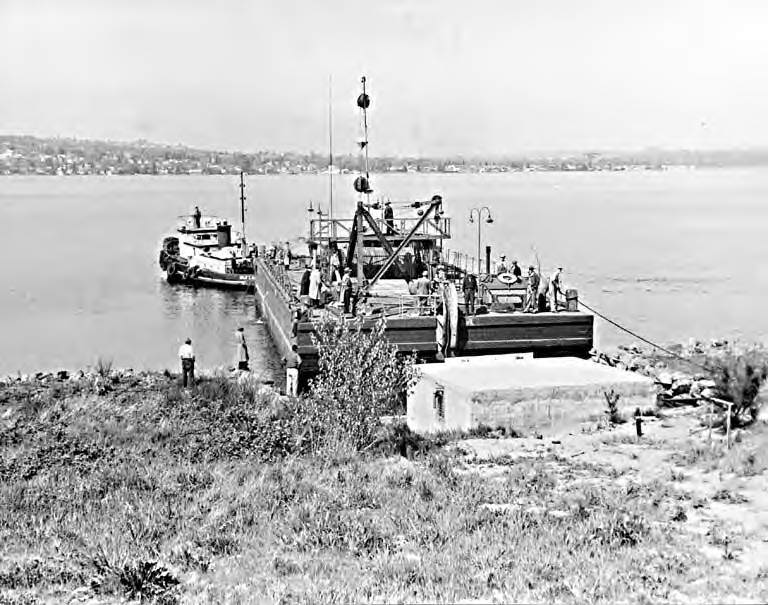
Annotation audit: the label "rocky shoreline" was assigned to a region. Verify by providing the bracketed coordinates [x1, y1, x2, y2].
[592, 338, 768, 411]
[0, 366, 280, 398]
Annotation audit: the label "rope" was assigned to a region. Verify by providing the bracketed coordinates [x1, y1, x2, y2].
[577, 297, 710, 372]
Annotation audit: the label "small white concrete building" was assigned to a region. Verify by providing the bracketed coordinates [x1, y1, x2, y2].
[407, 355, 656, 435]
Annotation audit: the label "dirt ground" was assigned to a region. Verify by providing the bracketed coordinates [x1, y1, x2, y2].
[452, 406, 768, 603]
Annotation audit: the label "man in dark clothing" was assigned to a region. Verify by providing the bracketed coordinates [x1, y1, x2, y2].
[511, 260, 522, 281]
[383, 201, 395, 235]
[462, 272, 478, 315]
[291, 305, 308, 338]
[193, 206, 202, 228]
[299, 265, 311, 297]
[341, 268, 353, 314]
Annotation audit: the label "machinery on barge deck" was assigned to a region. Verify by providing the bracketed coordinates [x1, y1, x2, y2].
[252, 76, 594, 382]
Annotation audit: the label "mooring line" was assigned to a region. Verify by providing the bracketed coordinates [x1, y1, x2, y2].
[577, 297, 711, 372]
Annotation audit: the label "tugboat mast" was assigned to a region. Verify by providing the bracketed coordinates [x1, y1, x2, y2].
[239, 171, 247, 253]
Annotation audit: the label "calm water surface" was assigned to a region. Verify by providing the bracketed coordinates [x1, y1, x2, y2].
[1, 169, 767, 375]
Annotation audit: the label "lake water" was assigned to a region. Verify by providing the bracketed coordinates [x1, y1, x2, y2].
[1, 169, 767, 377]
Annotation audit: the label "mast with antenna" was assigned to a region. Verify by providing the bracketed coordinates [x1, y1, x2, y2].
[239, 171, 247, 253]
[354, 75, 373, 203]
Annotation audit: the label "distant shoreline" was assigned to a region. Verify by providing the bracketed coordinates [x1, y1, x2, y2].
[4, 134, 768, 177]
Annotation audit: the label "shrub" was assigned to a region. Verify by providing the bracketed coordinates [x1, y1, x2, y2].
[307, 316, 418, 452]
[96, 357, 113, 378]
[706, 347, 768, 426]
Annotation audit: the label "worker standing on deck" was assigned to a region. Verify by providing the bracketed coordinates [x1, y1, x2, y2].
[283, 344, 301, 396]
[341, 268, 353, 314]
[308, 266, 322, 308]
[192, 206, 202, 229]
[462, 272, 478, 315]
[510, 260, 522, 282]
[384, 201, 395, 235]
[415, 270, 432, 315]
[283, 241, 292, 270]
[549, 267, 563, 312]
[524, 266, 540, 312]
[234, 327, 249, 371]
[299, 264, 311, 297]
[497, 255, 508, 274]
[178, 338, 195, 387]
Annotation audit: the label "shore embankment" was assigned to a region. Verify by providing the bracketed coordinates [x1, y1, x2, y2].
[2, 341, 768, 603]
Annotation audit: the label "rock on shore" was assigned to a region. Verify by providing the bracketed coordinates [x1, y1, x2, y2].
[590, 338, 760, 407]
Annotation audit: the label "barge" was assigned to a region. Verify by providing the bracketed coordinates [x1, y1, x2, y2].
[253, 77, 593, 384]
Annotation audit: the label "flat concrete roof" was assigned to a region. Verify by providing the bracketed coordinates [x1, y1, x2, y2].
[420, 355, 653, 391]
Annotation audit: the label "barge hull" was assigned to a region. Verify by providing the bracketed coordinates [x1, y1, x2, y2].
[254, 258, 593, 380]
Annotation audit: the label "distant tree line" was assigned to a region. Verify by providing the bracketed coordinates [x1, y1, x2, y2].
[2, 134, 768, 176]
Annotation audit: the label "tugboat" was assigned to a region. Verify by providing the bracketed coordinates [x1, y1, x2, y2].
[158, 172, 255, 291]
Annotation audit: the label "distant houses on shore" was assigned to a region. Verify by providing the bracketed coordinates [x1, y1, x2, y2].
[1, 135, 762, 176]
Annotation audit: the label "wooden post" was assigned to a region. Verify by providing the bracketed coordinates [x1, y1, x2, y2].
[726, 402, 732, 449]
[708, 399, 713, 444]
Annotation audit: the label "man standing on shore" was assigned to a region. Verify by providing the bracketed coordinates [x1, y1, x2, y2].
[235, 327, 249, 371]
[462, 272, 478, 315]
[283, 344, 301, 396]
[178, 338, 195, 387]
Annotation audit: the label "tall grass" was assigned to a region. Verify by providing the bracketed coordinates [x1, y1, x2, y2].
[1, 371, 733, 603]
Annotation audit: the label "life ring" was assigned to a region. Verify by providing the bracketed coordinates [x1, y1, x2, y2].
[497, 272, 517, 285]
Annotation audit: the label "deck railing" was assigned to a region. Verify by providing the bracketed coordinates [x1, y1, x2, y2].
[259, 256, 295, 301]
[310, 216, 451, 242]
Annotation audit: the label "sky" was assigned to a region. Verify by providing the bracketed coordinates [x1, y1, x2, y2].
[2, 0, 768, 156]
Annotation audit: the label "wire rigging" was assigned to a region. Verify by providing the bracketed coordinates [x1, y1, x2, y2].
[577, 297, 710, 372]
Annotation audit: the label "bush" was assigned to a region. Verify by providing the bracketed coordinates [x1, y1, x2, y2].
[307, 316, 417, 452]
[706, 347, 768, 426]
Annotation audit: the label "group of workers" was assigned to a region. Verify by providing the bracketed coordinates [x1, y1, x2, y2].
[461, 259, 565, 315]
[176, 328, 301, 396]
[176, 327, 250, 388]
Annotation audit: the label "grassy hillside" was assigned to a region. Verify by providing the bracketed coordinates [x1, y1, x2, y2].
[2, 371, 767, 603]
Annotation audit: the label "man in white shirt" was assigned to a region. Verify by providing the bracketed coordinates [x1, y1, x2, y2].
[178, 338, 195, 387]
[282, 344, 301, 397]
[549, 267, 563, 313]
